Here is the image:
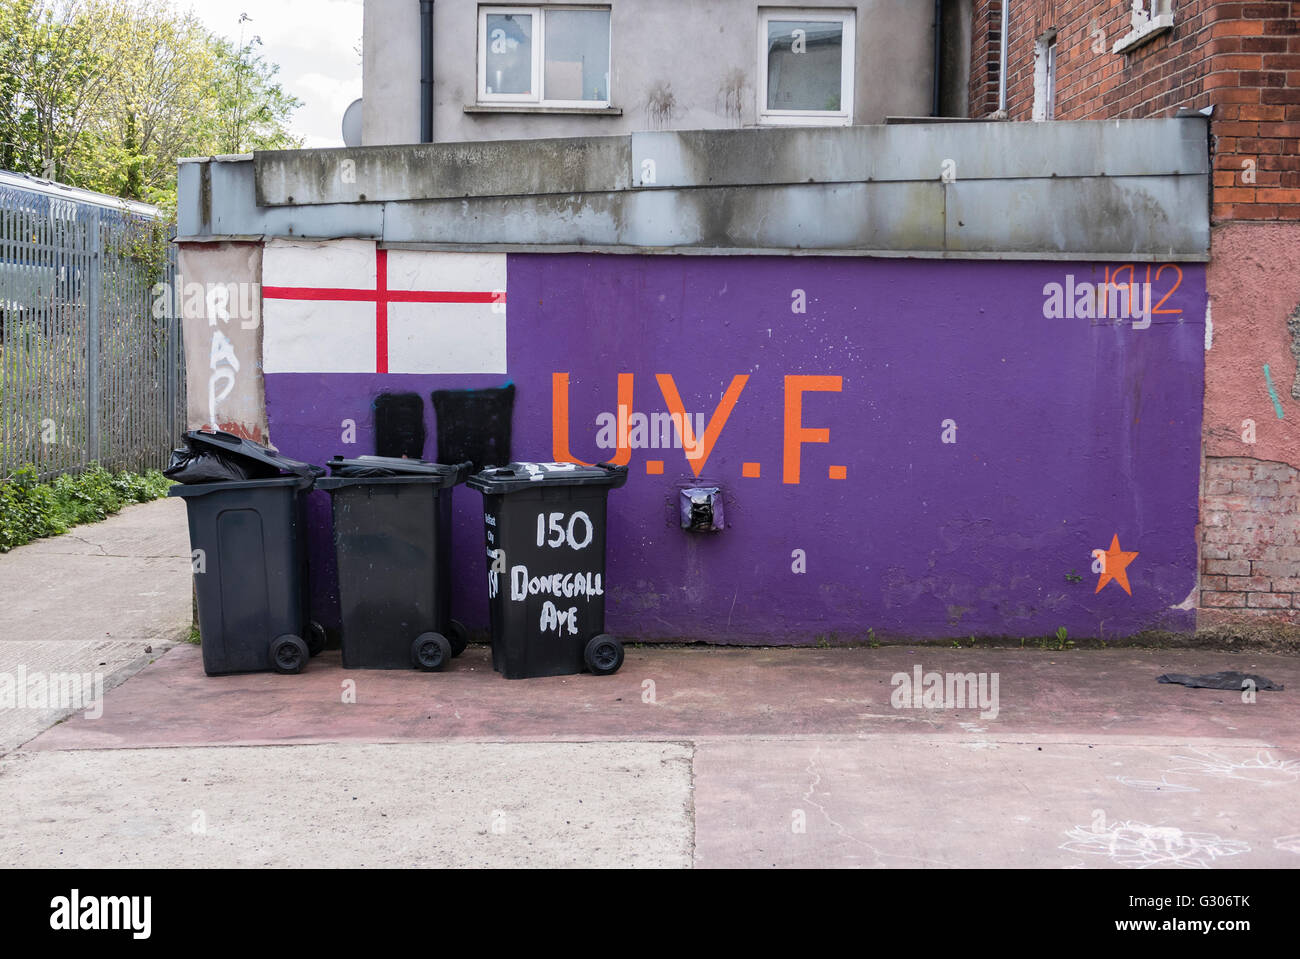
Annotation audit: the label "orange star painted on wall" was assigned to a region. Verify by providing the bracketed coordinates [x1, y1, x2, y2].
[1095, 534, 1139, 595]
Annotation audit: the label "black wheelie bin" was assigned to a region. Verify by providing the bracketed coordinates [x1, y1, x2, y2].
[467, 461, 628, 679]
[166, 429, 325, 676]
[316, 456, 472, 672]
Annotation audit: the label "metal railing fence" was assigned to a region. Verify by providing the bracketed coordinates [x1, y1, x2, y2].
[0, 173, 183, 481]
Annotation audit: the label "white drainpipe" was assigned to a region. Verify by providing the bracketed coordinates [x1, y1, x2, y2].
[998, 0, 1010, 113]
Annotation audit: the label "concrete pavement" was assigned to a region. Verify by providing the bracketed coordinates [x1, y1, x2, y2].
[0, 497, 192, 753]
[0, 741, 693, 868]
[0, 498, 1297, 867]
[0, 496, 191, 645]
[5, 643, 1298, 868]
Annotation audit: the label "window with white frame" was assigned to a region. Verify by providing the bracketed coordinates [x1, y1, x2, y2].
[478, 5, 611, 107]
[758, 8, 855, 126]
[1112, 0, 1175, 54]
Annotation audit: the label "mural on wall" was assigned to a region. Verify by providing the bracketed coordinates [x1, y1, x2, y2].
[262, 238, 507, 375]
[262, 241, 1207, 644]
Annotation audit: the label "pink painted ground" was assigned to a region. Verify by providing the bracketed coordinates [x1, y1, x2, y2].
[29, 644, 1300, 750]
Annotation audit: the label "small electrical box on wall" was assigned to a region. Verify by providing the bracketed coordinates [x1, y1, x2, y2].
[680, 487, 724, 532]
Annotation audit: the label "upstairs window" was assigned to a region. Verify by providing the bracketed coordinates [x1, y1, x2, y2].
[478, 5, 611, 107]
[758, 8, 855, 126]
[1112, 0, 1175, 54]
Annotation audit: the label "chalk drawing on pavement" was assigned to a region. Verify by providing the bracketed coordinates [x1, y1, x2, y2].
[1114, 775, 1199, 793]
[1166, 749, 1300, 786]
[1274, 835, 1300, 855]
[1061, 821, 1250, 869]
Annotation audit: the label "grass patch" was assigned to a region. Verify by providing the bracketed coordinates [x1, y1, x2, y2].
[0, 464, 172, 552]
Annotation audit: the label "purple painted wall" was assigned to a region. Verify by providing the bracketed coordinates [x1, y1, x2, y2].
[266, 254, 1207, 643]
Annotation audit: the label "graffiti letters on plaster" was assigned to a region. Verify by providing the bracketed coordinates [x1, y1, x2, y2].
[207, 286, 238, 429]
[1041, 264, 1184, 329]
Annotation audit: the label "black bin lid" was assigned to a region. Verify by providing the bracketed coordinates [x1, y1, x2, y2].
[326, 455, 470, 483]
[467, 461, 629, 495]
[185, 429, 323, 478]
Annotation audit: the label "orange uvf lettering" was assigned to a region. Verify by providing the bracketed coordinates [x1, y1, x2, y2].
[552, 372, 634, 466]
[783, 375, 842, 485]
[656, 374, 749, 477]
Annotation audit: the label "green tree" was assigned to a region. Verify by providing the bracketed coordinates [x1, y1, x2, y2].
[0, 0, 117, 182]
[203, 32, 302, 156]
[0, 0, 302, 210]
[79, 1, 217, 205]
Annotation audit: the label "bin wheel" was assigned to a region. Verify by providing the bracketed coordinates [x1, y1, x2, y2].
[306, 621, 327, 656]
[412, 632, 452, 672]
[584, 634, 624, 676]
[447, 619, 469, 657]
[270, 634, 310, 675]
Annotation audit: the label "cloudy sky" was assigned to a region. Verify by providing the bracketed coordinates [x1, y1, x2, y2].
[184, 0, 363, 149]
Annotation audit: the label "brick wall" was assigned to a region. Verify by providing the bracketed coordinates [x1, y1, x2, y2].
[968, 0, 1300, 223]
[1201, 457, 1300, 624]
[969, 0, 1004, 115]
[1208, 3, 1300, 222]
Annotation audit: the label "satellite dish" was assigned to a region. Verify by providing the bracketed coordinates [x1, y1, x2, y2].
[342, 99, 363, 148]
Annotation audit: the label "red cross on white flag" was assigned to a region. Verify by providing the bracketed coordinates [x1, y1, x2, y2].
[262, 239, 507, 374]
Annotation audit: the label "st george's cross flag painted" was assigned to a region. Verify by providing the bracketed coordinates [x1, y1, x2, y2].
[262, 238, 507, 374]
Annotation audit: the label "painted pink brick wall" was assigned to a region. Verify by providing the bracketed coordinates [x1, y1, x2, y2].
[1200, 456, 1300, 624]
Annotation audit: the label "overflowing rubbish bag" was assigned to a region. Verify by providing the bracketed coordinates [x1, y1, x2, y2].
[165, 436, 281, 484]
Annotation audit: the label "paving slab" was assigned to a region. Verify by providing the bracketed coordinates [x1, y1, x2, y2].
[0, 498, 191, 755]
[0, 741, 693, 868]
[0, 497, 191, 644]
[0, 641, 162, 755]
[12, 632, 1298, 869]
[691, 737, 1300, 869]
[28, 645, 1300, 750]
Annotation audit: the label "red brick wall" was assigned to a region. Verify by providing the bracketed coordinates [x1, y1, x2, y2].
[968, 0, 1300, 223]
[1207, 3, 1300, 221]
[969, 0, 1005, 115]
[1200, 457, 1300, 624]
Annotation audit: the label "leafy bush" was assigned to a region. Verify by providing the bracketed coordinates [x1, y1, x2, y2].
[0, 465, 172, 552]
